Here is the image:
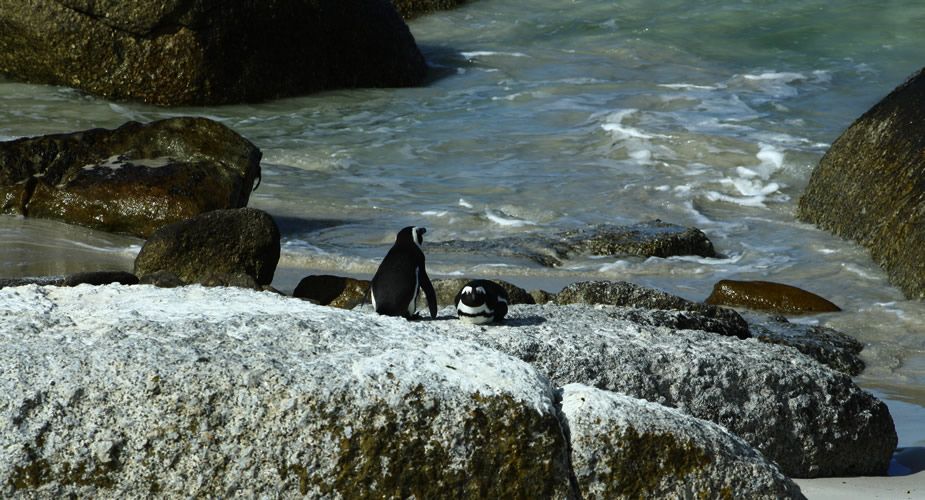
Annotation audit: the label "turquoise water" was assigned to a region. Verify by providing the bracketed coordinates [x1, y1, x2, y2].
[2, 0, 924, 445]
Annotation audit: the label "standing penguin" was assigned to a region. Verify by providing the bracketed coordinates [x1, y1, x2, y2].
[371, 226, 438, 319]
[455, 279, 509, 324]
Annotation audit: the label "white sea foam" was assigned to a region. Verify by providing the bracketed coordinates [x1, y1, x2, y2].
[658, 83, 719, 90]
[485, 210, 534, 227]
[600, 109, 670, 141]
[458, 198, 473, 209]
[460, 51, 529, 59]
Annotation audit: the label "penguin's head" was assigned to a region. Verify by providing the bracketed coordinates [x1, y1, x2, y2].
[397, 226, 426, 249]
[459, 285, 487, 307]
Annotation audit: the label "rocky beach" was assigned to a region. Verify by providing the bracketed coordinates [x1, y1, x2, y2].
[2, 0, 925, 497]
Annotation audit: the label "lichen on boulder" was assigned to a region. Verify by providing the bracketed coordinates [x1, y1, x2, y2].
[561, 384, 804, 499]
[0, 285, 576, 497]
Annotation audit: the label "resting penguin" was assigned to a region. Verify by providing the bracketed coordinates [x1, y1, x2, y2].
[370, 226, 438, 320]
[454, 279, 509, 324]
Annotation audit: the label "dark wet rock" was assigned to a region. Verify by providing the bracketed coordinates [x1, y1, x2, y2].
[137, 270, 185, 288]
[529, 289, 557, 304]
[391, 0, 469, 19]
[0, 117, 261, 238]
[744, 313, 865, 376]
[0, 285, 576, 497]
[134, 208, 280, 287]
[435, 304, 897, 478]
[705, 280, 841, 314]
[552, 221, 716, 260]
[798, 68, 925, 299]
[561, 384, 805, 499]
[0, 1, 427, 105]
[434, 221, 716, 267]
[556, 280, 750, 339]
[293, 275, 370, 309]
[201, 272, 260, 290]
[430, 278, 534, 307]
[0, 276, 65, 289]
[62, 271, 138, 287]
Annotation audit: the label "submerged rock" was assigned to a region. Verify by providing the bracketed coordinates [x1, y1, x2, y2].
[705, 280, 841, 314]
[293, 275, 370, 308]
[434, 304, 896, 478]
[798, 67, 925, 299]
[0, 118, 261, 238]
[0, 1, 427, 105]
[434, 220, 716, 267]
[0, 285, 575, 497]
[556, 280, 750, 339]
[134, 208, 280, 287]
[561, 384, 804, 499]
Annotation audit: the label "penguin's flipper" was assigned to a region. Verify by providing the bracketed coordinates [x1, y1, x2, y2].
[420, 268, 438, 319]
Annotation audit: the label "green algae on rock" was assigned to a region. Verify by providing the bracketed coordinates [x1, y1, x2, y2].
[134, 208, 280, 287]
[705, 280, 841, 314]
[798, 67, 925, 300]
[391, 0, 469, 19]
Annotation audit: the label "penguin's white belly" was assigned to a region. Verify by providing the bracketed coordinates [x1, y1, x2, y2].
[456, 302, 495, 324]
[407, 267, 420, 317]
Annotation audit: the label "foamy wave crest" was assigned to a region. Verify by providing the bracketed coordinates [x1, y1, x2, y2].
[484, 209, 535, 227]
[706, 143, 789, 207]
[460, 51, 529, 59]
[600, 109, 670, 141]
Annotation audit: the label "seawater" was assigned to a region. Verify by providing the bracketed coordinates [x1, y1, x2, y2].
[2, 0, 924, 445]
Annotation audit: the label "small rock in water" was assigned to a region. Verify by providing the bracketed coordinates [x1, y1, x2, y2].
[705, 280, 841, 314]
[293, 275, 370, 309]
[134, 208, 280, 287]
[63, 271, 139, 287]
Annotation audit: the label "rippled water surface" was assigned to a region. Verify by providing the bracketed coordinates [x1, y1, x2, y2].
[2, 0, 924, 445]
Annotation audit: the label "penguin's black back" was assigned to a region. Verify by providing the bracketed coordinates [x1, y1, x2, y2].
[371, 227, 433, 318]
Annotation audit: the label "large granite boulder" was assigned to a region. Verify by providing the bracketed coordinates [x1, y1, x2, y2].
[0, 285, 575, 497]
[0, 0, 427, 105]
[561, 384, 804, 499]
[0, 118, 261, 238]
[798, 68, 925, 299]
[434, 304, 896, 478]
[134, 208, 280, 287]
[434, 220, 716, 267]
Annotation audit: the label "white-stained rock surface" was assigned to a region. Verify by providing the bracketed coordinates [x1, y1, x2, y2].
[560, 384, 804, 499]
[0, 285, 573, 498]
[0, 284, 895, 497]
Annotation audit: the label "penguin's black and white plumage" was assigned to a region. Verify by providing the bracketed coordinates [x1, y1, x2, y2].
[454, 279, 509, 324]
[370, 226, 437, 320]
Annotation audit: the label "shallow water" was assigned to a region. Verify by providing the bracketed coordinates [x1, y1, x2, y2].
[2, 0, 924, 445]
